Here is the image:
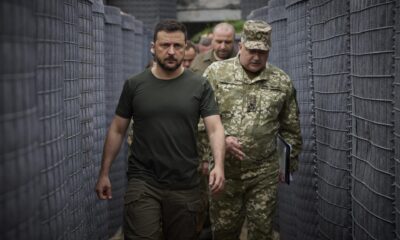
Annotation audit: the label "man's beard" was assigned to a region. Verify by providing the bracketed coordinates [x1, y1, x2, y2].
[155, 55, 182, 72]
[216, 49, 232, 60]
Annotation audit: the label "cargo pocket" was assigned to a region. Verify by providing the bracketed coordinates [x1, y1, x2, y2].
[186, 199, 204, 233]
[123, 181, 150, 240]
[124, 179, 146, 206]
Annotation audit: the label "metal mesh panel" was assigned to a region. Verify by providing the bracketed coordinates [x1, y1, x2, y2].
[122, 13, 137, 79]
[241, 0, 270, 19]
[159, 0, 177, 22]
[36, 0, 68, 239]
[309, 0, 352, 239]
[267, 0, 288, 72]
[63, 0, 84, 239]
[395, 2, 400, 239]
[134, 19, 145, 71]
[350, 1, 396, 239]
[92, 0, 108, 239]
[264, 1, 291, 238]
[78, 0, 95, 238]
[79, 0, 94, 169]
[104, 6, 123, 127]
[247, 6, 268, 21]
[284, 1, 319, 239]
[0, 1, 40, 239]
[143, 27, 153, 70]
[104, 6, 126, 236]
[108, 0, 177, 30]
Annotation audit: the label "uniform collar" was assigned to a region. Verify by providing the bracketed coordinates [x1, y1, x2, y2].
[203, 49, 237, 63]
[233, 56, 273, 84]
[202, 49, 217, 63]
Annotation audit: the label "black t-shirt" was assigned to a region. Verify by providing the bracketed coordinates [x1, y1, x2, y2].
[116, 69, 219, 189]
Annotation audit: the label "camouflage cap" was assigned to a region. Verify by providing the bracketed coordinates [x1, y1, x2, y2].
[241, 20, 272, 51]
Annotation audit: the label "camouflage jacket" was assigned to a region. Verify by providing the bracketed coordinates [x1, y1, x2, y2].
[203, 57, 302, 178]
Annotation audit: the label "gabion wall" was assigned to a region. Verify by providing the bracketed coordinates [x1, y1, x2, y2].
[241, 0, 270, 20]
[310, 0, 352, 239]
[36, 0, 69, 239]
[0, 0, 147, 239]
[103, 5, 126, 237]
[92, 0, 109, 239]
[247, 6, 268, 21]
[395, 2, 400, 239]
[1, 1, 40, 239]
[107, 0, 177, 30]
[249, 0, 400, 239]
[3, 1, 400, 239]
[350, 1, 396, 239]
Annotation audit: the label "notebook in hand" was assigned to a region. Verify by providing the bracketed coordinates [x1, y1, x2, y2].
[277, 135, 291, 184]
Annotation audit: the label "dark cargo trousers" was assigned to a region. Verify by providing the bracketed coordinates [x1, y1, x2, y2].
[124, 178, 203, 240]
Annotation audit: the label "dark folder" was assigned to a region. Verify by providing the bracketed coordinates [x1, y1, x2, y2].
[277, 135, 291, 184]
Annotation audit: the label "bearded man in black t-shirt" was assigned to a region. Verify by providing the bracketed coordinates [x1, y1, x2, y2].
[95, 19, 225, 240]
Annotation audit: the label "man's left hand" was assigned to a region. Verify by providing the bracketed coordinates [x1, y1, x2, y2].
[209, 166, 225, 194]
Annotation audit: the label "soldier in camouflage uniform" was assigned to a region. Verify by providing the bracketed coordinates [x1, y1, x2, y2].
[203, 20, 302, 240]
[191, 22, 237, 173]
[191, 22, 238, 240]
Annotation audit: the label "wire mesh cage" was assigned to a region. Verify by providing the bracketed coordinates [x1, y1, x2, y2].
[122, 13, 137, 79]
[133, 19, 144, 71]
[241, 0, 270, 20]
[104, 5, 126, 237]
[36, 0, 69, 239]
[309, 0, 352, 239]
[268, 0, 288, 72]
[108, 0, 177, 30]
[92, 0, 109, 239]
[78, 0, 96, 238]
[79, 0, 95, 170]
[63, 0, 85, 239]
[0, 0, 40, 239]
[350, 0, 396, 239]
[395, 2, 400, 239]
[284, 1, 319, 239]
[143, 27, 153, 70]
[247, 6, 268, 21]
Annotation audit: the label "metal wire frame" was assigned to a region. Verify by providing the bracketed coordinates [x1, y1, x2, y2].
[310, 0, 352, 239]
[0, 0, 40, 239]
[350, 0, 396, 239]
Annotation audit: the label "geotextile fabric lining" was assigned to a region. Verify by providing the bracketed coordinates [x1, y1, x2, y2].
[92, 0, 108, 239]
[36, 0, 69, 239]
[350, 1, 396, 239]
[1, 1, 40, 238]
[64, 0, 85, 239]
[267, 0, 288, 72]
[310, 0, 352, 239]
[1, 1, 144, 238]
[104, 5, 126, 237]
[108, 0, 177, 29]
[134, 19, 144, 71]
[395, 2, 400, 239]
[247, 6, 268, 21]
[286, 1, 319, 239]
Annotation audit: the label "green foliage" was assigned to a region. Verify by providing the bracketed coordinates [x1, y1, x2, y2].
[191, 20, 245, 43]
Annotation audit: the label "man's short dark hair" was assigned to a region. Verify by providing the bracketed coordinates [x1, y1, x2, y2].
[185, 40, 199, 53]
[153, 19, 187, 43]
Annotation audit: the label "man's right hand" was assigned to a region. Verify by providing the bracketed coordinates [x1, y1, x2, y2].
[225, 136, 245, 160]
[95, 175, 112, 200]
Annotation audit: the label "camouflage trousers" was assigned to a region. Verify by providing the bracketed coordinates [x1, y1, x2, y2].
[210, 173, 278, 240]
